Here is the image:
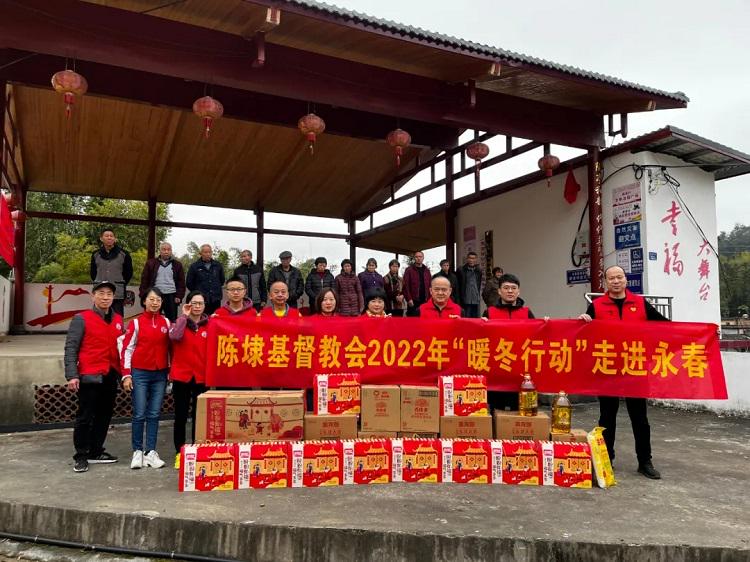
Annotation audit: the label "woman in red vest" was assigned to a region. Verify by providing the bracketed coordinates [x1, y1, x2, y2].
[169, 289, 209, 469]
[315, 288, 339, 317]
[120, 286, 171, 470]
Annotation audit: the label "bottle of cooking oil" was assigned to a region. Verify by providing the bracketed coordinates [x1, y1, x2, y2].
[518, 374, 538, 416]
[551, 391, 572, 434]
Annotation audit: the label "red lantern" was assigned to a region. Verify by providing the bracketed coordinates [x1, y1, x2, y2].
[386, 128, 411, 167]
[466, 142, 490, 181]
[538, 154, 561, 187]
[298, 113, 325, 155]
[193, 96, 224, 139]
[51, 70, 88, 119]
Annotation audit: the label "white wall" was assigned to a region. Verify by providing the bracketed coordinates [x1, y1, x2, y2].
[640, 152, 721, 324]
[456, 150, 721, 324]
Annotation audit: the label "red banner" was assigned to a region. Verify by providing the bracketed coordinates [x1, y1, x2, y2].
[206, 317, 727, 400]
[0, 195, 14, 267]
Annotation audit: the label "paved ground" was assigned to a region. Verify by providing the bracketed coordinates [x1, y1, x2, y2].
[0, 403, 748, 561]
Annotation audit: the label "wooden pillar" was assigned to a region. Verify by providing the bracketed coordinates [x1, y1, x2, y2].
[348, 217, 356, 269]
[445, 144, 456, 266]
[147, 197, 157, 258]
[256, 207, 264, 271]
[587, 147, 604, 292]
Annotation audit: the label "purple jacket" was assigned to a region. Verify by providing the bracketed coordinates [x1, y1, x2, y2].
[358, 270, 384, 299]
[335, 272, 364, 316]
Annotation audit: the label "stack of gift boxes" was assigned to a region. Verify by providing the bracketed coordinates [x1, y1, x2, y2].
[181, 374, 593, 492]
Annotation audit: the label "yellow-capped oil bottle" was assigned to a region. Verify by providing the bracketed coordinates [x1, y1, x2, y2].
[551, 391, 572, 434]
[518, 374, 538, 416]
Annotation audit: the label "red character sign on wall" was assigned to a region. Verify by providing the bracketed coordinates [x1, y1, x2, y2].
[663, 242, 684, 276]
[696, 239, 711, 301]
[660, 201, 682, 235]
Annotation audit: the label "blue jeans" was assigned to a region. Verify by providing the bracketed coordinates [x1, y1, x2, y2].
[131, 368, 168, 452]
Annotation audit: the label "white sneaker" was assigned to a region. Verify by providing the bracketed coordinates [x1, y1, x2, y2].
[143, 450, 166, 469]
[130, 450, 143, 469]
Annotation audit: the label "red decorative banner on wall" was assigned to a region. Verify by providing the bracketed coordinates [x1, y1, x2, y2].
[206, 317, 726, 400]
[0, 195, 14, 267]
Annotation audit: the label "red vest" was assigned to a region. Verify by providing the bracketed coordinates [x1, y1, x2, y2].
[419, 298, 462, 319]
[77, 309, 123, 376]
[592, 290, 647, 321]
[260, 306, 302, 318]
[170, 321, 209, 384]
[487, 306, 531, 320]
[119, 312, 171, 375]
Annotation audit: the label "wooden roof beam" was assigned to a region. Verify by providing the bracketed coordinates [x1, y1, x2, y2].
[0, 0, 604, 148]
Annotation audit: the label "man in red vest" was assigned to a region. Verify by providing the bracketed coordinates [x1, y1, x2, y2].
[64, 281, 125, 473]
[579, 265, 667, 479]
[418, 275, 462, 319]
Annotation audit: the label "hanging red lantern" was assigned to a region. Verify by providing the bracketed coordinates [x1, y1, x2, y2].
[298, 113, 325, 155]
[538, 154, 561, 187]
[51, 70, 88, 119]
[466, 142, 490, 181]
[386, 128, 411, 167]
[192, 96, 224, 139]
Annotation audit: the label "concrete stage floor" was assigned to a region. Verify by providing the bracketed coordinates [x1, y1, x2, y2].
[0, 403, 747, 562]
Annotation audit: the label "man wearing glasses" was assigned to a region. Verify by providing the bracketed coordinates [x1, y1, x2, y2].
[484, 273, 536, 412]
[213, 276, 258, 317]
[417, 275, 462, 319]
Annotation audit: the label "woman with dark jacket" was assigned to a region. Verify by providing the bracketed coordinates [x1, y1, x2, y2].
[119, 287, 170, 470]
[169, 290, 209, 469]
[358, 258, 384, 299]
[305, 257, 335, 313]
[383, 259, 405, 316]
[335, 259, 364, 317]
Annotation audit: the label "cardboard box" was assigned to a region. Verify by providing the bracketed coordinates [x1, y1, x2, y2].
[304, 414, 358, 440]
[314, 373, 361, 415]
[450, 439, 492, 484]
[344, 439, 393, 485]
[551, 428, 588, 442]
[501, 440, 542, 485]
[439, 375, 488, 416]
[494, 411, 550, 440]
[398, 438, 441, 483]
[179, 443, 237, 492]
[398, 432, 439, 438]
[400, 385, 440, 433]
[541, 442, 592, 488]
[301, 440, 342, 487]
[361, 385, 400, 432]
[196, 390, 304, 442]
[237, 442, 290, 489]
[359, 431, 398, 438]
[440, 415, 493, 439]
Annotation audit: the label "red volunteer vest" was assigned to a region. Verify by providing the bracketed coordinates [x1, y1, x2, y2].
[592, 289, 647, 321]
[170, 322, 209, 384]
[77, 309, 123, 376]
[487, 306, 531, 320]
[419, 299, 462, 319]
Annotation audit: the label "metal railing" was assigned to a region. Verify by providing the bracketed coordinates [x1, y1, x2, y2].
[584, 293, 673, 320]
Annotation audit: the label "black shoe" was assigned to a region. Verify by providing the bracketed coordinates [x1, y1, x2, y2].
[73, 459, 89, 473]
[637, 462, 661, 480]
[88, 452, 118, 464]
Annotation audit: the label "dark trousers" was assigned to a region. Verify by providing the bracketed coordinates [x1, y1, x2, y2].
[172, 379, 206, 454]
[598, 396, 651, 464]
[406, 301, 425, 317]
[73, 373, 118, 462]
[160, 293, 179, 322]
[111, 299, 125, 318]
[462, 303, 480, 318]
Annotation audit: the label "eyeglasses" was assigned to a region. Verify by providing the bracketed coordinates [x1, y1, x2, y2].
[189, 301, 205, 306]
[500, 285, 519, 291]
[226, 287, 245, 293]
